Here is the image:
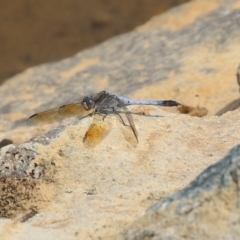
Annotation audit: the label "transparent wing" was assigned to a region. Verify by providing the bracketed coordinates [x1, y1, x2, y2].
[28, 108, 63, 126]
[113, 96, 138, 143]
[115, 113, 138, 148]
[28, 101, 94, 126]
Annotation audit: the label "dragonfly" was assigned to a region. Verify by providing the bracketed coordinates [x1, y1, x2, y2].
[28, 91, 180, 147]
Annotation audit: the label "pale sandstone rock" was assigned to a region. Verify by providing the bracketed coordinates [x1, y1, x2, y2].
[1, 109, 240, 240]
[0, 0, 240, 239]
[119, 143, 240, 240]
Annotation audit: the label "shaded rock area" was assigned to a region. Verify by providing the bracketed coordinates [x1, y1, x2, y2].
[0, 0, 190, 84]
[0, 0, 240, 239]
[119, 144, 240, 240]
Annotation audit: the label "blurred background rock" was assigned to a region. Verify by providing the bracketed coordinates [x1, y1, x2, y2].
[0, 0, 190, 85]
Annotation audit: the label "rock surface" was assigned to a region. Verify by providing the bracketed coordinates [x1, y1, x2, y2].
[1, 108, 240, 240]
[119, 144, 240, 240]
[0, 0, 240, 239]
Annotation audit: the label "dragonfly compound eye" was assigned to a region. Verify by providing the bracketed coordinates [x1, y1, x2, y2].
[83, 97, 95, 110]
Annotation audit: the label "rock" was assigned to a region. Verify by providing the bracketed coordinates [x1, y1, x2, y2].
[0, 0, 240, 139]
[0, 139, 13, 148]
[0, 143, 57, 218]
[1, 109, 240, 239]
[0, 0, 240, 239]
[119, 144, 240, 240]
[216, 64, 240, 115]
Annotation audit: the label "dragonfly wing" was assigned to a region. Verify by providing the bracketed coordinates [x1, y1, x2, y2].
[115, 113, 138, 148]
[28, 108, 63, 126]
[114, 96, 138, 142]
[83, 114, 112, 148]
[124, 108, 138, 142]
[58, 102, 94, 118]
[28, 101, 94, 126]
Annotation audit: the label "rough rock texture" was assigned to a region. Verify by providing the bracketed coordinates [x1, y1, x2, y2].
[0, 0, 240, 239]
[119, 144, 240, 240]
[1, 109, 240, 240]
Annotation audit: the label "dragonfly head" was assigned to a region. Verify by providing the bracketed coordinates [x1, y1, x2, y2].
[83, 97, 95, 110]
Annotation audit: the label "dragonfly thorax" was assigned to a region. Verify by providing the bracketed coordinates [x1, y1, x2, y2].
[83, 97, 95, 110]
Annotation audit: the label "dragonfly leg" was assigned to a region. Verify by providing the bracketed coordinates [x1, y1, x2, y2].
[110, 107, 127, 125]
[98, 107, 116, 121]
[115, 113, 129, 126]
[102, 114, 108, 121]
[98, 108, 130, 126]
